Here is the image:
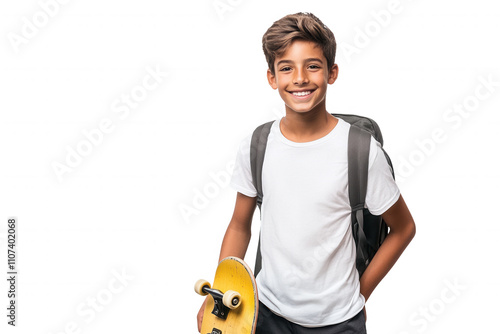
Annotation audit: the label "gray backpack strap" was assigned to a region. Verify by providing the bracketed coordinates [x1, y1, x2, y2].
[347, 125, 372, 270]
[250, 121, 273, 277]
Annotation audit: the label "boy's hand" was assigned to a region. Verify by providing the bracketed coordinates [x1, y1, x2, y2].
[360, 195, 415, 302]
[363, 306, 367, 323]
[197, 297, 207, 332]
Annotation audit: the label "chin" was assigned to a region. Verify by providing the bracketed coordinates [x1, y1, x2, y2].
[286, 104, 318, 114]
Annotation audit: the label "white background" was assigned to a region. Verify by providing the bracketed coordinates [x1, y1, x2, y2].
[1, 0, 499, 333]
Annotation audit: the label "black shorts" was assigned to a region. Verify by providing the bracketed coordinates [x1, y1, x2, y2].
[256, 301, 367, 334]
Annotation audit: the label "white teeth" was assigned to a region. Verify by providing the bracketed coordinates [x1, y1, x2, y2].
[292, 91, 312, 96]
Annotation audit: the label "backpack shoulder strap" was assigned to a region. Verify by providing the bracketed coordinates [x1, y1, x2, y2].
[250, 120, 273, 277]
[347, 124, 372, 269]
[347, 124, 371, 210]
[250, 121, 273, 210]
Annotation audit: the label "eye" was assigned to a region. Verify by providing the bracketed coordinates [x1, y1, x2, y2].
[279, 66, 292, 72]
[308, 64, 321, 70]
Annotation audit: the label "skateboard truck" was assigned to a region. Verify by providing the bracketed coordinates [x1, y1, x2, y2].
[203, 286, 231, 320]
[194, 279, 242, 320]
[208, 329, 222, 334]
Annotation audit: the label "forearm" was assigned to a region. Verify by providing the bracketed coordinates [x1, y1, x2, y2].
[359, 218, 415, 301]
[218, 220, 252, 262]
[198, 201, 253, 333]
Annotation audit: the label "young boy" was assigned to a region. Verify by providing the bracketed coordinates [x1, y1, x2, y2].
[197, 12, 415, 333]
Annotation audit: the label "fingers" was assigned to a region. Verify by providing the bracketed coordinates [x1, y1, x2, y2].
[197, 308, 203, 332]
[197, 313, 202, 332]
[197, 297, 208, 332]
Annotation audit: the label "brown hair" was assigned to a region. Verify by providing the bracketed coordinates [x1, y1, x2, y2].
[262, 12, 337, 76]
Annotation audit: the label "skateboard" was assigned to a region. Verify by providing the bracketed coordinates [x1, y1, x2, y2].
[195, 256, 258, 334]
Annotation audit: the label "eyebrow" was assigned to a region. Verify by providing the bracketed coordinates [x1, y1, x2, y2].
[276, 58, 324, 67]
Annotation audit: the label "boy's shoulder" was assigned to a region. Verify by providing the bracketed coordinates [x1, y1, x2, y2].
[236, 116, 359, 158]
[239, 115, 385, 173]
[248, 116, 351, 141]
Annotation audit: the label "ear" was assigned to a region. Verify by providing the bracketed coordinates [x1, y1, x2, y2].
[327, 64, 339, 85]
[267, 69, 278, 90]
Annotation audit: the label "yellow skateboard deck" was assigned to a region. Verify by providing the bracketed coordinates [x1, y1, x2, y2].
[195, 257, 258, 334]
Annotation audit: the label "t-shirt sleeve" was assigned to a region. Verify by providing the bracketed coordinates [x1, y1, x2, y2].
[365, 137, 400, 215]
[230, 134, 258, 198]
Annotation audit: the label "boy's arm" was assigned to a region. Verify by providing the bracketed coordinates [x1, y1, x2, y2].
[197, 191, 256, 332]
[218, 192, 257, 261]
[359, 194, 416, 302]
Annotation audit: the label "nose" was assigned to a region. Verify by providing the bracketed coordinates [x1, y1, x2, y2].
[293, 66, 309, 85]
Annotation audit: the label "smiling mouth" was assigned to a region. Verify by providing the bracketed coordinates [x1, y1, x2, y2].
[288, 89, 315, 97]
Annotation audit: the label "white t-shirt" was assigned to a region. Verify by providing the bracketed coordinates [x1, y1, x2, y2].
[230, 117, 400, 327]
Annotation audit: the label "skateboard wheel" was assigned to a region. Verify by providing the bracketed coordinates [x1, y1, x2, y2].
[223, 290, 241, 309]
[194, 279, 211, 296]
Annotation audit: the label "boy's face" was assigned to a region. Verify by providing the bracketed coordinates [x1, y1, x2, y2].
[267, 39, 338, 115]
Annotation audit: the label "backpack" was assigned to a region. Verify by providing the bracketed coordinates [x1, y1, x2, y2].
[249, 113, 395, 278]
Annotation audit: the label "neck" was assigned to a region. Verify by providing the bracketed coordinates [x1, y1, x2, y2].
[281, 102, 337, 142]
